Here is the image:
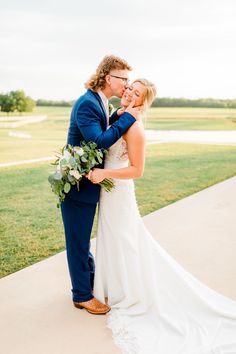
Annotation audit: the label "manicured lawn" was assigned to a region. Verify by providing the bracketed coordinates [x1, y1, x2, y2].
[136, 143, 236, 214]
[146, 107, 236, 130]
[1, 142, 236, 277]
[0, 107, 69, 163]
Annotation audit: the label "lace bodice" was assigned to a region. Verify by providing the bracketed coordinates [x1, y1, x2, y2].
[105, 137, 129, 168]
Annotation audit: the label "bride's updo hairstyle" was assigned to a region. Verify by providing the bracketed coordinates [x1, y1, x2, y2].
[133, 78, 157, 112]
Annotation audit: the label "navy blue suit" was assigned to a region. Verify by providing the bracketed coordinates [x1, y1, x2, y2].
[61, 89, 135, 302]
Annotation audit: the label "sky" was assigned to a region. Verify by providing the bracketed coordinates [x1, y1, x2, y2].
[0, 0, 236, 100]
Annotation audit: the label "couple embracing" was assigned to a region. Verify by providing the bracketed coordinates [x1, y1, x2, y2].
[61, 55, 236, 354]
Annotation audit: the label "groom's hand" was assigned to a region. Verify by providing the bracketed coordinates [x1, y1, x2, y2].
[117, 107, 125, 116]
[125, 100, 142, 121]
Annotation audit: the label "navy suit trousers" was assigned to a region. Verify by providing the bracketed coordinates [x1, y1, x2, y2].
[61, 195, 96, 302]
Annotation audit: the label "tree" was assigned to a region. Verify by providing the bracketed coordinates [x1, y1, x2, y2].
[0, 93, 15, 113]
[0, 90, 35, 113]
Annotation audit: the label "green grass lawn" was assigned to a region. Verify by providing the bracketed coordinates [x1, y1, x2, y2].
[146, 107, 236, 130]
[1, 142, 236, 278]
[0, 106, 236, 163]
[0, 107, 69, 163]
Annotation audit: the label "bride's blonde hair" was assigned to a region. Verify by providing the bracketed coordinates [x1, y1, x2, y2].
[133, 78, 157, 112]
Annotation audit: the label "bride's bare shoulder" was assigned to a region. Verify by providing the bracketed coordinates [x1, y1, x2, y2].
[123, 121, 145, 142]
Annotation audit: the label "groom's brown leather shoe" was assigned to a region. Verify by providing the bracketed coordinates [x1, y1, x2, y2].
[73, 298, 111, 315]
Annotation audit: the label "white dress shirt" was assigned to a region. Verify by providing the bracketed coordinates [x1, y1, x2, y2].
[97, 90, 109, 126]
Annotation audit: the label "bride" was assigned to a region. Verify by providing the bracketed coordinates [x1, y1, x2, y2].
[88, 79, 236, 354]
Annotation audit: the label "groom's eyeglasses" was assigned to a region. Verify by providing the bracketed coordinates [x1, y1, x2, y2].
[110, 75, 129, 84]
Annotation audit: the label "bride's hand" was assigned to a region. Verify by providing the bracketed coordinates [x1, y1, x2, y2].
[89, 168, 106, 184]
[85, 171, 92, 179]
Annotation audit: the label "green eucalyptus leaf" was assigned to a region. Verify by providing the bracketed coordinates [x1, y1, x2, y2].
[64, 182, 71, 193]
[69, 156, 76, 167]
[48, 174, 54, 183]
[81, 156, 87, 162]
[97, 156, 102, 164]
[67, 173, 74, 182]
[54, 171, 62, 180]
[60, 158, 68, 166]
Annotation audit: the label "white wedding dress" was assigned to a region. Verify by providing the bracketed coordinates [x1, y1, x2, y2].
[94, 137, 236, 354]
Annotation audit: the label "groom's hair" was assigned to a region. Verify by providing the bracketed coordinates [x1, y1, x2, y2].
[85, 55, 132, 91]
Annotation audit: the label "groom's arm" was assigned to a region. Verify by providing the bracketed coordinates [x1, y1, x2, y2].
[109, 109, 120, 125]
[76, 102, 135, 150]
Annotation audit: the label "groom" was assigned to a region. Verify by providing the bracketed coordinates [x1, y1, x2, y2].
[61, 55, 140, 314]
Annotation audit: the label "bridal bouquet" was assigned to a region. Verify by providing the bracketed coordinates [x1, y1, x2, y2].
[48, 141, 115, 207]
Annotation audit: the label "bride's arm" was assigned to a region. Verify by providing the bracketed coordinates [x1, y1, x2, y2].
[90, 122, 145, 183]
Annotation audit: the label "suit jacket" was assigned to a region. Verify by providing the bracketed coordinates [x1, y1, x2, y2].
[66, 89, 135, 203]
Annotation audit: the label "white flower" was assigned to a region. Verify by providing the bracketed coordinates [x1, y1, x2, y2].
[62, 150, 71, 159]
[69, 170, 82, 179]
[74, 147, 84, 156]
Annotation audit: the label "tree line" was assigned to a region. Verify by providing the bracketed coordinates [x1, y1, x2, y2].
[36, 99, 75, 107]
[1, 90, 236, 113]
[33, 97, 236, 109]
[151, 97, 236, 108]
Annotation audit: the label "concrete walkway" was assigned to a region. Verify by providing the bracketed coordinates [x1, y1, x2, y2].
[0, 176, 236, 354]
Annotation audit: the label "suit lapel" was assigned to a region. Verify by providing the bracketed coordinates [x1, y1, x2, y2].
[89, 90, 107, 127]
